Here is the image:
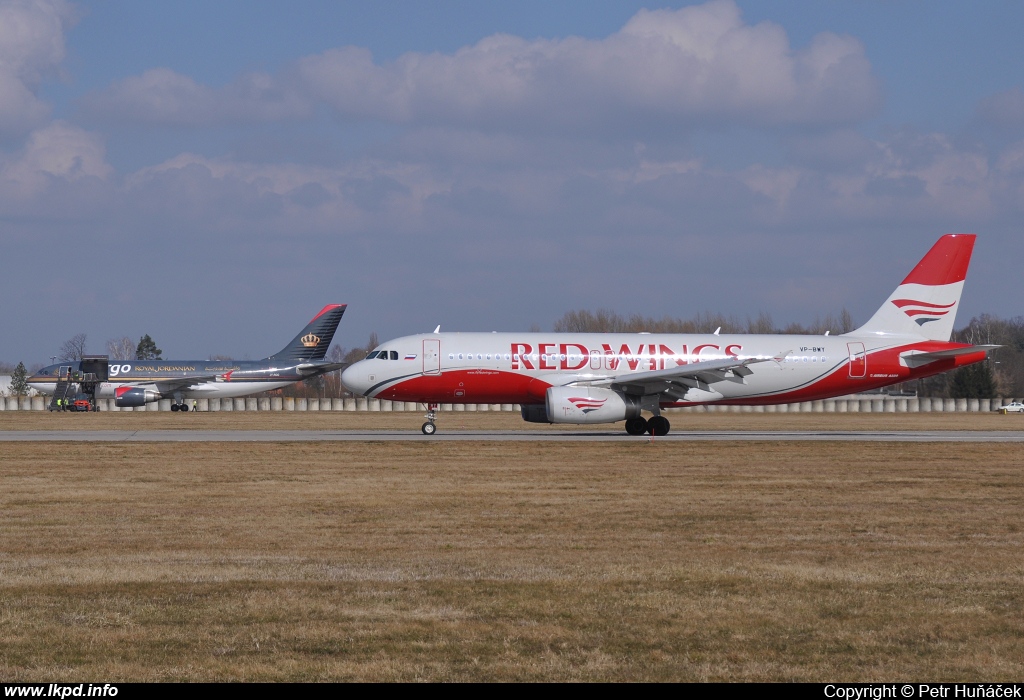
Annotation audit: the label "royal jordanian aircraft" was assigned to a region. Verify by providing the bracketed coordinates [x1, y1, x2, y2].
[342, 235, 997, 435]
[29, 304, 346, 411]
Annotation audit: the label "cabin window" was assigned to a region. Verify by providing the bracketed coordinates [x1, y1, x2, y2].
[486, 354, 492, 361]
[390, 351, 398, 360]
[449, 354, 454, 360]
[458, 353, 464, 360]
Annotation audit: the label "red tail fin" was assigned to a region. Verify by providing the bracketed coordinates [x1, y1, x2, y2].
[850, 234, 976, 341]
[901, 234, 975, 286]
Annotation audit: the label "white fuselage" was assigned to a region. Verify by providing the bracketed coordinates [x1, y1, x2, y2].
[341, 331, 977, 407]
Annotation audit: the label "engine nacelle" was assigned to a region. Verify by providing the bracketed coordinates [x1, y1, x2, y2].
[114, 387, 161, 407]
[541, 386, 641, 424]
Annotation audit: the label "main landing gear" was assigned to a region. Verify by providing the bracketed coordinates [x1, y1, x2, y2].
[421, 403, 439, 435]
[624, 415, 671, 437]
[170, 393, 192, 414]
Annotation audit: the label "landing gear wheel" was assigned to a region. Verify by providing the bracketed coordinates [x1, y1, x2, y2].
[421, 403, 439, 435]
[647, 415, 670, 436]
[170, 404, 180, 412]
[625, 417, 649, 436]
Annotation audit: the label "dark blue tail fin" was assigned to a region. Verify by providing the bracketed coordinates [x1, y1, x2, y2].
[266, 304, 346, 363]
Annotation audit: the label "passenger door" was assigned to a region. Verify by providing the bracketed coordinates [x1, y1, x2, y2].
[423, 339, 441, 376]
[847, 342, 867, 378]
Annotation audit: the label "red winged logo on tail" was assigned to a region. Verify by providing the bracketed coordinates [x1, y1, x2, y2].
[891, 299, 956, 326]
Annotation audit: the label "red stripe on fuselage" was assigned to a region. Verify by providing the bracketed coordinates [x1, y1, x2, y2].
[374, 369, 551, 404]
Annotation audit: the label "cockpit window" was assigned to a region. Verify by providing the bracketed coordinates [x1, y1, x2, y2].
[389, 351, 398, 360]
[366, 351, 380, 359]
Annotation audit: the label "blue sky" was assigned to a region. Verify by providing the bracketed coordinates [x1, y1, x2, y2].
[2, 0, 1023, 362]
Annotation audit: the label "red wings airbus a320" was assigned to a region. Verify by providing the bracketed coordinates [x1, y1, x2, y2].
[341, 235, 996, 435]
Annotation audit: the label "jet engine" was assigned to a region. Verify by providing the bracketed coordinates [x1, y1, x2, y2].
[521, 386, 642, 424]
[114, 387, 161, 407]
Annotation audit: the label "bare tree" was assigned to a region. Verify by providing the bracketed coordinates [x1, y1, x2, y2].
[106, 336, 136, 361]
[59, 333, 87, 362]
[322, 344, 347, 397]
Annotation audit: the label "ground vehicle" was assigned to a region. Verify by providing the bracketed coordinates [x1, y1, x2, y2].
[998, 401, 1024, 414]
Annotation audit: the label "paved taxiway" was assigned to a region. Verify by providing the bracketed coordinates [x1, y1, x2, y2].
[0, 430, 1022, 442]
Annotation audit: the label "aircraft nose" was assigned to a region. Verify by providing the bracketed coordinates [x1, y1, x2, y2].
[341, 362, 368, 395]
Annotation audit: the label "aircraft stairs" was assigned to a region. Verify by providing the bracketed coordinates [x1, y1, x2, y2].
[48, 378, 73, 410]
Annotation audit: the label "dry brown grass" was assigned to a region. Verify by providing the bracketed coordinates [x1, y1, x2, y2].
[1, 409, 1022, 432]
[1, 438, 1023, 681]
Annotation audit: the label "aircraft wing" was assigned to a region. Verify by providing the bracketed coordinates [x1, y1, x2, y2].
[146, 375, 221, 394]
[587, 354, 781, 398]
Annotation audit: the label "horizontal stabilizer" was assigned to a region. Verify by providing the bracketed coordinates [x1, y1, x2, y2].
[901, 345, 1000, 368]
[297, 361, 345, 375]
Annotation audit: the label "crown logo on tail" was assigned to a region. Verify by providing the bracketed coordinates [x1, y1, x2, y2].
[301, 333, 321, 347]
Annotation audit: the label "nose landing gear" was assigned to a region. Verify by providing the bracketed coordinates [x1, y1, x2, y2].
[421, 403, 439, 435]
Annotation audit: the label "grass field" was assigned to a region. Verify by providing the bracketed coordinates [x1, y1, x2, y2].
[1, 414, 1022, 681]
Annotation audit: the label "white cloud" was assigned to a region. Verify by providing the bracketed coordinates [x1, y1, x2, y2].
[0, 0, 75, 135]
[1, 120, 112, 194]
[295, 0, 879, 130]
[81, 0, 880, 133]
[80, 67, 312, 127]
